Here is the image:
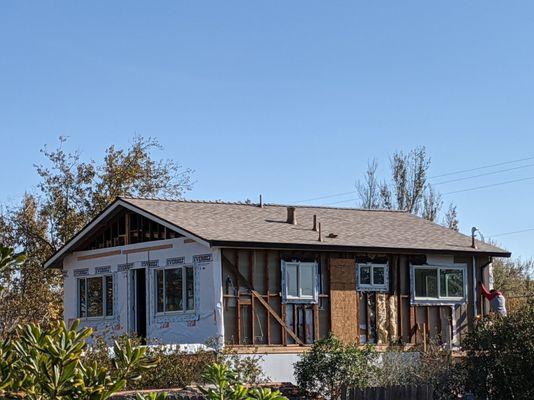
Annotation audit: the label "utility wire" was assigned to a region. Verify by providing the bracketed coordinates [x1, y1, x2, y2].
[433, 163, 534, 185]
[293, 190, 358, 204]
[292, 155, 534, 204]
[325, 175, 534, 205]
[489, 228, 534, 238]
[442, 175, 534, 195]
[430, 155, 534, 179]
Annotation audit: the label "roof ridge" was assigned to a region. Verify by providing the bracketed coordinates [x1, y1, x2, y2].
[119, 196, 408, 212]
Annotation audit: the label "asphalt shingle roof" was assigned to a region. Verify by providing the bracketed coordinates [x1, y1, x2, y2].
[120, 197, 509, 256]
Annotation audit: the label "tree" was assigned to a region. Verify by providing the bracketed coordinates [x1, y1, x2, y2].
[0, 136, 193, 337]
[356, 159, 381, 210]
[355, 147, 458, 226]
[491, 258, 533, 312]
[0, 246, 25, 292]
[443, 203, 459, 231]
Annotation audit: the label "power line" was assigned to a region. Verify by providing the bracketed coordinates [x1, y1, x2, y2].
[489, 228, 534, 238]
[430, 155, 534, 179]
[292, 155, 534, 204]
[326, 175, 534, 205]
[325, 197, 359, 206]
[442, 175, 534, 195]
[293, 190, 357, 204]
[433, 163, 534, 185]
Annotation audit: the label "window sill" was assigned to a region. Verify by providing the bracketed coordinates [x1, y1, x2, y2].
[155, 310, 196, 316]
[357, 286, 389, 292]
[411, 297, 466, 306]
[78, 316, 115, 321]
[282, 298, 318, 305]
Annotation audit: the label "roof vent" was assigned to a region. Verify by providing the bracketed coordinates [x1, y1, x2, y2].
[287, 206, 297, 225]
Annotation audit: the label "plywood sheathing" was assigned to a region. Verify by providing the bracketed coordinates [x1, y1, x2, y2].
[330, 258, 359, 343]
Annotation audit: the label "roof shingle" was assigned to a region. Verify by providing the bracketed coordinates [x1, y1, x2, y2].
[120, 197, 509, 256]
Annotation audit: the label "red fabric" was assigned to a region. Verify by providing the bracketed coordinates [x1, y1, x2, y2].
[480, 282, 501, 300]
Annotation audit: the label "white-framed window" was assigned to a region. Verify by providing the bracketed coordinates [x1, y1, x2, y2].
[411, 264, 467, 304]
[155, 266, 195, 314]
[357, 263, 389, 291]
[78, 275, 113, 318]
[281, 260, 319, 303]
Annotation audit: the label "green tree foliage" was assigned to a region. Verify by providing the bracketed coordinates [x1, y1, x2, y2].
[492, 257, 533, 307]
[0, 320, 167, 400]
[460, 302, 534, 399]
[199, 363, 286, 400]
[356, 147, 458, 228]
[0, 136, 193, 337]
[294, 334, 378, 400]
[0, 245, 25, 292]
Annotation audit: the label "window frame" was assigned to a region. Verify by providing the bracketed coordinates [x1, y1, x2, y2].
[356, 262, 389, 292]
[281, 260, 319, 304]
[155, 265, 196, 315]
[410, 264, 467, 305]
[77, 274, 114, 319]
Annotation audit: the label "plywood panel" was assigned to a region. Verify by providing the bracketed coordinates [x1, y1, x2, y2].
[330, 258, 358, 343]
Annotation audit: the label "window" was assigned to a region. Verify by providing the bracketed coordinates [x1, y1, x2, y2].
[281, 261, 318, 303]
[412, 265, 466, 303]
[78, 275, 113, 318]
[357, 263, 389, 291]
[156, 266, 195, 314]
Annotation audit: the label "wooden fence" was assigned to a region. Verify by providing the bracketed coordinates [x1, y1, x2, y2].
[342, 384, 434, 400]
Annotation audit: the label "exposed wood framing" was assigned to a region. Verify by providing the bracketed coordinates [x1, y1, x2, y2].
[222, 249, 474, 349]
[222, 254, 304, 346]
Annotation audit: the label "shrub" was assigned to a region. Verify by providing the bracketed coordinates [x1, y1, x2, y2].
[200, 363, 286, 400]
[0, 320, 166, 400]
[294, 334, 378, 400]
[368, 342, 467, 400]
[219, 347, 267, 385]
[84, 332, 216, 390]
[459, 301, 534, 400]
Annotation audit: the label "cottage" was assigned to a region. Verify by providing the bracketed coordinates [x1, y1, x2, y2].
[45, 197, 510, 381]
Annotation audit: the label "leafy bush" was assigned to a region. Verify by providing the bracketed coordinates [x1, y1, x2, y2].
[459, 301, 534, 400]
[200, 363, 286, 400]
[219, 347, 267, 385]
[0, 320, 166, 400]
[294, 334, 378, 400]
[84, 332, 216, 390]
[373, 345, 466, 400]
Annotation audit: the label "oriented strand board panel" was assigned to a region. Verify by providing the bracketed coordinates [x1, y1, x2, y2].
[330, 258, 358, 343]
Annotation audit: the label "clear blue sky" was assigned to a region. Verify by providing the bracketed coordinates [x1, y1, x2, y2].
[1, 1, 534, 259]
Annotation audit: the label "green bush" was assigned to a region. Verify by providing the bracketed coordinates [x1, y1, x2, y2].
[0, 320, 166, 400]
[373, 345, 466, 400]
[460, 301, 534, 400]
[219, 348, 267, 385]
[84, 333, 216, 390]
[200, 363, 286, 400]
[294, 334, 378, 400]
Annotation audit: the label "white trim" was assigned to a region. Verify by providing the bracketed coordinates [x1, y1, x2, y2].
[281, 260, 319, 304]
[77, 274, 114, 319]
[356, 262, 389, 292]
[154, 264, 196, 315]
[410, 264, 468, 305]
[44, 199, 210, 268]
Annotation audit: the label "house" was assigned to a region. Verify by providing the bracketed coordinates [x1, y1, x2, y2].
[45, 197, 510, 381]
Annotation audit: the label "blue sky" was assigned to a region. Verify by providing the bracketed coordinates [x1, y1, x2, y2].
[1, 2, 534, 259]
